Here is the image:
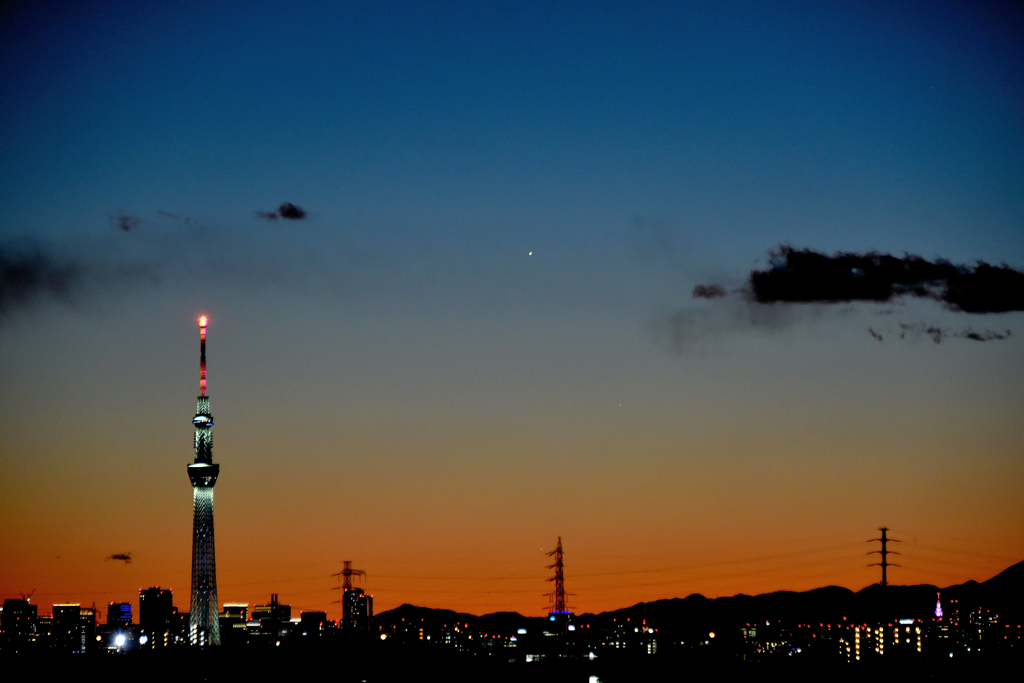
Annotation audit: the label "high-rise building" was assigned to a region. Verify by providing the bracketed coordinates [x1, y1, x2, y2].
[78, 607, 97, 652]
[107, 602, 132, 626]
[139, 587, 173, 647]
[172, 608, 189, 645]
[342, 588, 373, 632]
[52, 604, 82, 653]
[1, 598, 37, 652]
[247, 593, 292, 643]
[218, 603, 249, 646]
[51, 604, 97, 653]
[252, 594, 291, 638]
[188, 315, 221, 646]
[222, 603, 248, 621]
[299, 611, 330, 637]
[334, 561, 372, 633]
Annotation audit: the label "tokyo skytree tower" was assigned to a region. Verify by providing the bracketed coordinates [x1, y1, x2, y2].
[187, 315, 221, 646]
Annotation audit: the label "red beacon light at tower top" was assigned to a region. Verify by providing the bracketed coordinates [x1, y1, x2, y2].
[198, 315, 209, 397]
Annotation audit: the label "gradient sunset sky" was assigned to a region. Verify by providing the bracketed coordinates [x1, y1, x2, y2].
[1, 1, 1022, 622]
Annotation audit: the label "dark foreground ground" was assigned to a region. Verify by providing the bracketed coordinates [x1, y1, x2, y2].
[5, 647, 1015, 682]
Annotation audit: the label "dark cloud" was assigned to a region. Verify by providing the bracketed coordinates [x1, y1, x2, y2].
[749, 246, 1024, 313]
[110, 212, 141, 232]
[692, 283, 727, 299]
[0, 243, 81, 317]
[156, 210, 190, 223]
[277, 202, 306, 219]
[657, 296, 802, 352]
[257, 203, 307, 221]
[663, 246, 1022, 350]
[898, 323, 1012, 344]
[899, 323, 946, 344]
[106, 553, 132, 564]
[0, 237, 162, 324]
[964, 329, 1012, 341]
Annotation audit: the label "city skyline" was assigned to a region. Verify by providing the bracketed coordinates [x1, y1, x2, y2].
[3, 552, 1020, 632]
[6, 558, 1018, 666]
[1, 1, 1022, 621]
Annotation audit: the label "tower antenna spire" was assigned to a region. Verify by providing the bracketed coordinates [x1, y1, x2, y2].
[199, 315, 208, 396]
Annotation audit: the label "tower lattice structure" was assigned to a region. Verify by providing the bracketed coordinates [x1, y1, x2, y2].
[188, 316, 221, 646]
[546, 537, 571, 631]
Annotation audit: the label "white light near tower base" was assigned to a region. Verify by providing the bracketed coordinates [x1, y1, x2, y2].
[115, 634, 126, 647]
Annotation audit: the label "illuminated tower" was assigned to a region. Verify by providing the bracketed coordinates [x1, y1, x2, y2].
[188, 315, 221, 646]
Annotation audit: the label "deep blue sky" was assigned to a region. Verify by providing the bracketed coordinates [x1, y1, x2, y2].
[1, 1, 1022, 616]
[3, 1, 1020, 262]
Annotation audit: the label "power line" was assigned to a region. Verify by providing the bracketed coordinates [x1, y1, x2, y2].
[904, 543, 1020, 562]
[570, 543, 864, 578]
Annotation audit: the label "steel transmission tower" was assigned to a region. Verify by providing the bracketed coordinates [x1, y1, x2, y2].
[546, 537, 572, 631]
[868, 526, 900, 587]
[332, 561, 371, 631]
[332, 560, 366, 592]
[188, 316, 221, 646]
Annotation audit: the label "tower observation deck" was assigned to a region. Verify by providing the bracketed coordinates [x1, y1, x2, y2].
[188, 316, 220, 646]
